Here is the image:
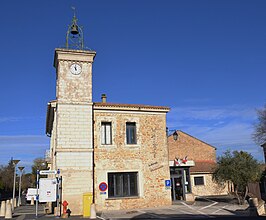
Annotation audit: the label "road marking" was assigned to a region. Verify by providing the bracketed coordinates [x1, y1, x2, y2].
[167, 207, 194, 215]
[181, 202, 196, 210]
[181, 202, 210, 217]
[179, 209, 195, 215]
[199, 201, 218, 210]
[211, 205, 228, 214]
[138, 210, 167, 219]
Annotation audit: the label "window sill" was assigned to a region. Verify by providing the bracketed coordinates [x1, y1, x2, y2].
[124, 144, 140, 148]
[99, 145, 116, 148]
[106, 196, 140, 200]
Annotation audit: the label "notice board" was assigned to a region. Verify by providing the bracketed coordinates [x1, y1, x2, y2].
[39, 178, 57, 202]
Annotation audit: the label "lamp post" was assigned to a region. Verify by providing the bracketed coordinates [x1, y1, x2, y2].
[18, 166, 24, 207]
[12, 159, 20, 211]
[166, 127, 178, 141]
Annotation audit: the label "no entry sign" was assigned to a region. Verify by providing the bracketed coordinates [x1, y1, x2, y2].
[99, 182, 108, 192]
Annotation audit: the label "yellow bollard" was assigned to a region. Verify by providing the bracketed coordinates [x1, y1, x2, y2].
[0, 201, 6, 217]
[5, 202, 12, 219]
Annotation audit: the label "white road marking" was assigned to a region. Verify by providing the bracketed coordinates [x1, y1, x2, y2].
[181, 202, 209, 216]
[179, 209, 195, 215]
[211, 205, 228, 214]
[167, 207, 194, 215]
[199, 201, 218, 210]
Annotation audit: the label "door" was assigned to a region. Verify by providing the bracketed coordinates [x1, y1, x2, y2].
[171, 176, 183, 200]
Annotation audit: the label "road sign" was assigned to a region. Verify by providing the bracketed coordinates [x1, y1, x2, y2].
[165, 179, 171, 187]
[99, 182, 108, 192]
[40, 170, 57, 175]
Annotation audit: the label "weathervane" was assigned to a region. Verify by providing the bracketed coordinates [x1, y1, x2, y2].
[66, 7, 84, 50]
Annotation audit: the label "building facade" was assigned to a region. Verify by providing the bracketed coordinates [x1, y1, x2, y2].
[46, 48, 172, 214]
[168, 130, 228, 200]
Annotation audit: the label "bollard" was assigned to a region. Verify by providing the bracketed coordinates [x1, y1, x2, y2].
[30, 197, 34, 205]
[5, 202, 12, 219]
[0, 201, 6, 217]
[14, 198, 17, 208]
[90, 203, 96, 219]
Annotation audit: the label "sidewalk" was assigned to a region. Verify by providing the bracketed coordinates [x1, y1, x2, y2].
[0, 201, 256, 220]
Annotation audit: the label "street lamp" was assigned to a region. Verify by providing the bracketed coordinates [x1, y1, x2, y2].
[18, 166, 24, 207]
[166, 127, 179, 141]
[12, 159, 20, 211]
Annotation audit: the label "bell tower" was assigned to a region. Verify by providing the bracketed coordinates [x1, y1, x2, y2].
[52, 11, 96, 215]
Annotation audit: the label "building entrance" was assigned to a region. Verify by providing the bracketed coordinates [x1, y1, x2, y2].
[171, 175, 183, 200]
[170, 167, 191, 201]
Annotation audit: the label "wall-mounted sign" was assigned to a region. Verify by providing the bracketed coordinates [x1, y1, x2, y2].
[165, 180, 171, 187]
[99, 182, 108, 192]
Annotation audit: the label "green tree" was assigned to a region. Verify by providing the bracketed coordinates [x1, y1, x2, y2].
[213, 150, 262, 204]
[0, 160, 15, 192]
[253, 104, 266, 145]
[31, 157, 47, 185]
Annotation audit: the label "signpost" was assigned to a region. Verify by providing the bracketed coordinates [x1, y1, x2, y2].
[36, 170, 61, 218]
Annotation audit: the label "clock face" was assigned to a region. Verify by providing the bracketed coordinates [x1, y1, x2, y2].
[70, 63, 82, 75]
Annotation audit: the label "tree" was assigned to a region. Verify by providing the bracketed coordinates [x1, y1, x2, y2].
[213, 150, 262, 204]
[253, 104, 266, 145]
[0, 160, 15, 192]
[31, 157, 47, 185]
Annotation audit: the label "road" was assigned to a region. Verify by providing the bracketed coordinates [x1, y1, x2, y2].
[0, 196, 264, 219]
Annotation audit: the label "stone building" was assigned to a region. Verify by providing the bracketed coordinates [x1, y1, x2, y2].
[45, 14, 172, 214]
[46, 48, 172, 214]
[168, 130, 228, 200]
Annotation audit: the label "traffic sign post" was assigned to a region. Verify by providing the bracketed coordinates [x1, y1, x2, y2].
[99, 182, 108, 192]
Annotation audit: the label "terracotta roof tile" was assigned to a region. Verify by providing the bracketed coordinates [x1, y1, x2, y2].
[190, 161, 217, 174]
[94, 102, 170, 110]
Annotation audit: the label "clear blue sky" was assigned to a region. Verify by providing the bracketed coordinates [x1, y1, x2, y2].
[0, 0, 265, 172]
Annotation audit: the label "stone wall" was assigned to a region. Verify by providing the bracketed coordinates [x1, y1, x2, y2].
[54, 103, 94, 215]
[94, 109, 172, 211]
[168, 131, 216, 162]
[191, 174, 228, 196]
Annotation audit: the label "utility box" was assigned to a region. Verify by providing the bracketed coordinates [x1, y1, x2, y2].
[83, 192, 93, 217]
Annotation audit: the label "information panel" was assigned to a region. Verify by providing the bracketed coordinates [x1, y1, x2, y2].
[39, 178, 57, 202]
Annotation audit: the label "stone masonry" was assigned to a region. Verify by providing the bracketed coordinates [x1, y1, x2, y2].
[168, 130, 228, 197]
[46, 49, 96, 215]
[93, 103, 172, 211]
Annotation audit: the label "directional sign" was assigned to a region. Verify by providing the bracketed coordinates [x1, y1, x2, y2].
[40, 170, 57, 175]
[99, 182, 108, 192]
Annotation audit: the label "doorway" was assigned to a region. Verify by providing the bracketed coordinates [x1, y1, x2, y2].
[170, 167, 192, 201]
[171, 175, 183, 200]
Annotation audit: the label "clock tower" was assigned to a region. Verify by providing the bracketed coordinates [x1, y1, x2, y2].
[51, 13, 96, 215]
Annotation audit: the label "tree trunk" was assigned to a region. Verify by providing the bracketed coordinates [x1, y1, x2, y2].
[235, 186, 241, 205]
[243, 185, 248, 203]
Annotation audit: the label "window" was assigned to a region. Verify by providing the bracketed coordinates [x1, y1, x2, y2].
[126, 122, 137, 144]
[108, 172, 138, 198]
[101, 122, 112, 145]
[194, 176, 204, 186]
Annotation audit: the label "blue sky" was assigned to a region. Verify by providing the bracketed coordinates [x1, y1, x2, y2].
[0, 0, 265, 172]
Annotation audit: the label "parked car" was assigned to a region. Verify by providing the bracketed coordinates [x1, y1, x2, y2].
[26, 188, 37, 202]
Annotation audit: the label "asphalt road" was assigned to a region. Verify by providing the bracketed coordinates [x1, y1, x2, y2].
[0, 196, 264, 219]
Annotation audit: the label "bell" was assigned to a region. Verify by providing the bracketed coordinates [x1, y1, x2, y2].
[71, 24, 79, 35]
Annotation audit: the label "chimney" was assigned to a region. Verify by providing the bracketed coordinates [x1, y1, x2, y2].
[101, 94, 107, 103]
